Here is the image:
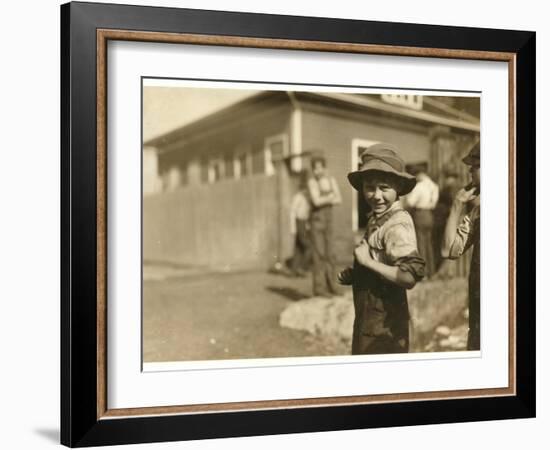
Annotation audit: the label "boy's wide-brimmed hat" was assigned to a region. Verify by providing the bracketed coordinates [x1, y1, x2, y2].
[462, 141, 480, 166]
[347, 143, 417, 195]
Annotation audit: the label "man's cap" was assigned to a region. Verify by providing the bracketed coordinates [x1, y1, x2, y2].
[462, 141, 480, 166]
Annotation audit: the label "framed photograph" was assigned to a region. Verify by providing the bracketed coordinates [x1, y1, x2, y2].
[61, 1, 535, 447]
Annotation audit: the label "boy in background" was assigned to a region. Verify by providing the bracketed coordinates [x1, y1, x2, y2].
[440, 141, 481, 350]
[287, 170, 312, 277]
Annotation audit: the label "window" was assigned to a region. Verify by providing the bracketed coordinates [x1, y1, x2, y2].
[207, 158, 225, 183]
[224, 153, 234, 179]
[251, 146, 265, 175]
[234, 151, 251, 179]
[162, 166, 182, 192]
[264, 134, 289, 176]
[264, 147, 275, 176]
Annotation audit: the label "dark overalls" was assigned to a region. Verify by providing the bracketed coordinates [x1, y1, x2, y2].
[351, 208, 425, 355]
[467, 216, 480, 351]
[309, 178, 340, 296]
[288, 219, 312, 274]
[351, 266, 412, 354]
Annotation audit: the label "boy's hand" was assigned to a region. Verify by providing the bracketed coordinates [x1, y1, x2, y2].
[354, 239, 373, 268]
[455, 187, 478, 204]
[338, 267, 353, 285]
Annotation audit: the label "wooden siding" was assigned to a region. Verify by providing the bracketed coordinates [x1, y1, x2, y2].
[143, 174, 288, 269]
[302, 108, 431, 263]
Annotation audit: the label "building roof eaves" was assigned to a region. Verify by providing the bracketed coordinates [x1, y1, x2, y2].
[307, 92, 480, 132]
[145, 90, 480, 150]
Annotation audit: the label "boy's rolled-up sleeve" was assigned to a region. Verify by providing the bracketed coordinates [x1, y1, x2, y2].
[394, 253, 426, 282]
[449, 214, 474, 259]
[384, 221, 426, 282]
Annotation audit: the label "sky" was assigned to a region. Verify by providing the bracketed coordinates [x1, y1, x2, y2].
[143, 86, 257, 142]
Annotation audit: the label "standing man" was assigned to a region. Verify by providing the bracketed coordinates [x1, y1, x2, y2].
[403, 164, 439, 277]
[307, 151, 342, 297]
[441, 141, 481, 350]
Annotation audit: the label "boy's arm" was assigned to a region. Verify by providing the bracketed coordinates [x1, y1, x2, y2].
[368, 260, 416, 289]
[354, 240, 416, 289]
[441, 187, 478, 259]
[308, 178, 335, 208]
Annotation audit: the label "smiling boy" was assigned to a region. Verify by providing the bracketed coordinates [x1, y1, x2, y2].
[339, 143, 425, 355]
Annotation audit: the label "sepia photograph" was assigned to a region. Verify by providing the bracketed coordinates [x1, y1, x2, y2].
[141, 79, 481, 365]
[58, 2, 535, 446]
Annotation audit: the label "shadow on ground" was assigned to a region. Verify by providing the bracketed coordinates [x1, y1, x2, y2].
[265, 286, 309, 301]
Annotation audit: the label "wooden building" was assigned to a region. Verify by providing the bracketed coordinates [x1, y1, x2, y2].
[143, 91, 479, 272]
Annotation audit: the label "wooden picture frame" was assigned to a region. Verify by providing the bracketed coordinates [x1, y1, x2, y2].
[61, 1, 535, 446]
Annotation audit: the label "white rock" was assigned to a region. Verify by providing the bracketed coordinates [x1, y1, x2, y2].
[448, 335, 460, 344]
[279, 295, 354, 341]
[435, 326, 452, 337]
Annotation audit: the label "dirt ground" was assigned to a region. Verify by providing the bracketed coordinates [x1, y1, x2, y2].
[143, 269, 352, 362]
[143, 266, 469, 362]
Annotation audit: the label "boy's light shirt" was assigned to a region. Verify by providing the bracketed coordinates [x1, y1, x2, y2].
[289, 191, 311, 235]
[366, 202, 418, 265]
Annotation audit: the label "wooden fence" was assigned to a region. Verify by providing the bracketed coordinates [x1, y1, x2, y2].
[143, 174, 288, 270]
